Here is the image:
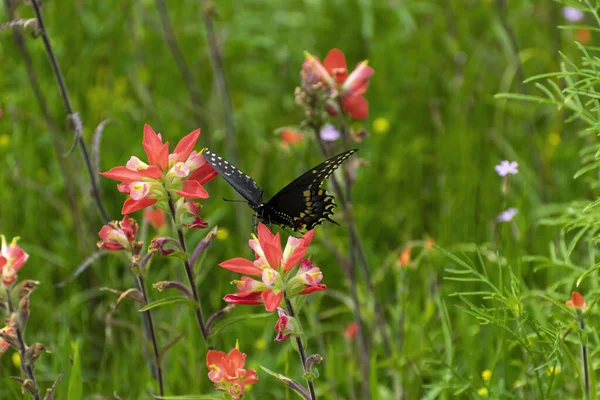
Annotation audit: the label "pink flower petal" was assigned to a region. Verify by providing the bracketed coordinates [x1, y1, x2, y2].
[100, 166, 145, 184]
[172, 129, 201, 163]
[323, 48, 348, 83]
[342, 95, 369, 119]
[176, 180, 209, 199]
[262, 290, 283, 312]
[121, 197, 157, 214]
[219, 258, 262, 276]
[142, 124, 169, 170]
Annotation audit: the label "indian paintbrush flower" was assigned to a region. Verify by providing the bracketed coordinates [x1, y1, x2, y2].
[302, 48, 373, 119]
[100, 124, 216, 217]
[219, 223, 324, 312]
[206, 346, 258, 399]
[0, 236, 29, 287]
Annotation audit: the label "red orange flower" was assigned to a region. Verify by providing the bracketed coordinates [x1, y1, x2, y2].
[280, 130, 304, 148]
[0, 236, 28, 286]
[206, 347, 258, 399]
[101, 124, 216, 215]
[344, 322, 358, 339]
[303, 48, 374, 119]
[219, 223, 324, 312]
[566, 291, 587, 310]
[397, 246, 412, 268]
[143, 208, 166, 229]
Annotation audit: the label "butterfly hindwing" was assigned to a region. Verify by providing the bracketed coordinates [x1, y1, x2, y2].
[203, 150, 263, 206]
[266, 149, 357, 231]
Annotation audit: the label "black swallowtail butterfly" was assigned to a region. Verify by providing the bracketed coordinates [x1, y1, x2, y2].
[204, 149, 357, 231]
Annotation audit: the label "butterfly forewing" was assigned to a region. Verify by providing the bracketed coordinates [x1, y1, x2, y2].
[266, 149, 357, 231]
[203, 150, 263, 206]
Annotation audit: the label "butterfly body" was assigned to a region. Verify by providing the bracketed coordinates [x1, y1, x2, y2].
[204, 149, 357, 231]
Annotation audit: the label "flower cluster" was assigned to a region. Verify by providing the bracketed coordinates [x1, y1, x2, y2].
[206, 347, 258, 399]
[219, 223, 325, 312]
[0, 236, 29, 287]
[101, 124, 216, 227]
[300, 48, 373, 119]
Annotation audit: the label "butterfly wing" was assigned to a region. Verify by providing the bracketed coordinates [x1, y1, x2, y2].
[203, 150, 263, 206]
[266, 149, 357, 231]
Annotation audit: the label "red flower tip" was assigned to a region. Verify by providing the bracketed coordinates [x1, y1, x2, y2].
[566, 291, 587, 310]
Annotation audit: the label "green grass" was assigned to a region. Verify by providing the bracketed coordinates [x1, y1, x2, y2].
[1, 0, 600, 398]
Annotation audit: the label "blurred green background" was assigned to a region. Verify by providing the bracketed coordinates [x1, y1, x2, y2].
[0, 0, 596, 399]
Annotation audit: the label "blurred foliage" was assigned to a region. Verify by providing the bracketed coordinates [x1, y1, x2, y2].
[1, 0, 599, 399]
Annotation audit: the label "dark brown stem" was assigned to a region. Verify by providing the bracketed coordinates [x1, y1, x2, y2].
[284, 293, 316, 400]
[29, 0, 110, 223]
[154, 0, 206, 132]
[167, 197, 210, 341]
[5, 287, 40, 400]
[200, 1, 236, 164]
[4, 0, 83, 237]
[134, 274, 164, 396]
[310, 120, 390, 358]
[579, 317, 590, 400]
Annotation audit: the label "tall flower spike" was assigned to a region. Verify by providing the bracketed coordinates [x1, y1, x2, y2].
[0, 236, 29, 287]
[303, 49, 374, 119]
[206, 347, 258, 399]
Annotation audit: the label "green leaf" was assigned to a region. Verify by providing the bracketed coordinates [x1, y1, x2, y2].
[67, 340, 82, 400]
[260, 366, 309, 399]
[209, 313, 272, 338]
[138, 296, 199, 312]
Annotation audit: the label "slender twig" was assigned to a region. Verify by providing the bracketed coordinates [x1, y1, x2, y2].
[154, 0, 206, 132]
[4, 0, 83, 235]
[167, 196, 210, 341]
[29, 0, 110, 223]
[5, 287, 40, 400]
[134, 275, 164, 396]
[284, 293, 316, 400]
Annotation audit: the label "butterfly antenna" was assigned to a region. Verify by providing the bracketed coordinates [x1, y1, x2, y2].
[222, 197, 247, 203]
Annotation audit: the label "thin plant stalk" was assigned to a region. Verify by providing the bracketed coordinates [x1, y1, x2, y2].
[199, 0, 236, 164]
[309, 121, 370, 399]
[167, 197, 210, 341]
[284, 292, 316, 400]
[5, 286, 40, 400]
[29, 0, 110, 223]
[579, 315, 590, 400]
[134, 274, 164, 396]
[154, 0, 206, 132]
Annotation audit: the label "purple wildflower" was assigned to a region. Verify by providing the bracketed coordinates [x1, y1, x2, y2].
[495, 160, 518, 177]
[497, 208, 518, 223]
[320, 124, 340, 141]
[563, 7, 584, 22]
